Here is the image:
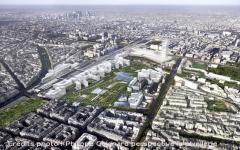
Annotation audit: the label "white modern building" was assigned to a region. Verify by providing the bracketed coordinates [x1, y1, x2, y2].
[42, 63, 75, 83]
[200, 84, 227, 97]
[175, 76, 198, 90]
[113, 55, 130, 69]
[53, 79, 73, 89]
[128, 93, 144, 108]
[44, 55, 130, 100]
[45, 79, 74, 99]
[225, 87, 240, 103]
[222, 31, 231, 36]
[184, 80, 199, 90]
[138, 69, 163, 84]
[130, 39, 171, 63]
[45, 87, 66, 99]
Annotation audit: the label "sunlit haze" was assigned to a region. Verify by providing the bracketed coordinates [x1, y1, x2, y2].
[0, 0, 240, 5]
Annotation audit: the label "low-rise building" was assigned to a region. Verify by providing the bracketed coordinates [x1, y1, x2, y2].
[68, 106, 102, 128]
[43, 124, 79, 146]
[87, 109, 146, 144]
[72, 133, 97, 150]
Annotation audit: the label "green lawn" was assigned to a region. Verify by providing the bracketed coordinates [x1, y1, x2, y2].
[208, 66, 240, 81]
[177, 70, 191, 78]
[224, 81, 240, 88]
[121, 61, 148, 77]
[0, 98, 47, 127]
[226, 62, 240, 68]
[207, 79, 240, 89]
[192, 61, 208, 70]
[98, 82, 127, 106]
[67, 79, 128, 107]
[207, 79, 224, 89]
[65, 72, 117, 103]
[178, 69, 205, 78]
[206, 100, 233, 113]
[64, 59, 157, 106]
[81, 82, 128, 107]
[65, 60, 148, 104]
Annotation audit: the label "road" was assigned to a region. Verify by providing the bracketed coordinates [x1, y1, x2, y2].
[26, 45, 52, 90]
[134, 58, 182, 147]
[0, 59, 26, 91]
[0, 59, 29, 108]
[149, 58, 182, 119]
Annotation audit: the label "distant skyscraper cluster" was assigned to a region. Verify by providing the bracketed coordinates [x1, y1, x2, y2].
[65, 11, 95, 20]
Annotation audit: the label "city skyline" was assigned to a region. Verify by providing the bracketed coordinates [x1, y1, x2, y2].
[0, 0, 240, 5]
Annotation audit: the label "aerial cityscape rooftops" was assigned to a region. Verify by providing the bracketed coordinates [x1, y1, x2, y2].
[0, 4, 240, 149]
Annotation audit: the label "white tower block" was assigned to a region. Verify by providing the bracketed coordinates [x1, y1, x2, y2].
[53, 79, 73, 89]
[98, 68, 105, 77]
[75, 81, 81, 90]
[88, 74, 100, 81]
[78, 74, 89, 88]
[117, 57, 124, 67]
[81, 79, 88, 88]
[102, 61, 112, 73]
[119, 60, 124, 67]
[123, 59, 130, 66]
[160, 40, 168, 62]
[89, 67, 97, 75]
[115, 62, 120, 69]
[235, 39, 239, 47]
[45, 87, 66, 100]
[73, 74, 88, 88]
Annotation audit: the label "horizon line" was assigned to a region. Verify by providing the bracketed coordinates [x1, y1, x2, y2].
[0, 4, 240, 6]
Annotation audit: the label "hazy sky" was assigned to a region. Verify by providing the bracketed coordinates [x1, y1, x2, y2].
[0, 0, 240, 5]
